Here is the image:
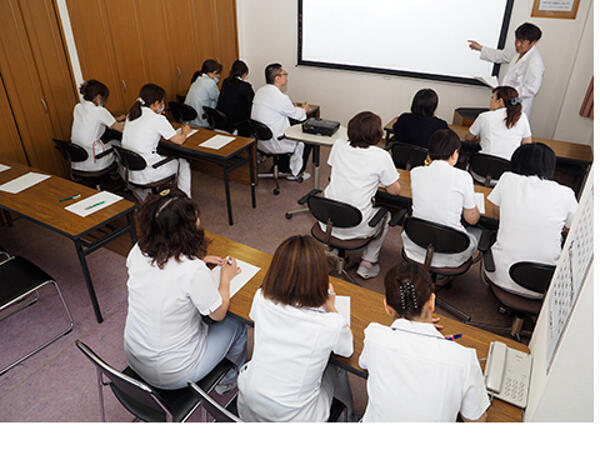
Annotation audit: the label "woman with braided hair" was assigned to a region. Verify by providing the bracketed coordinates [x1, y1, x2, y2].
[358, 262, 490, 422]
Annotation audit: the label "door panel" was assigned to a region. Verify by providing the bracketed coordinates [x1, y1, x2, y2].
[0, 74, 28, 165]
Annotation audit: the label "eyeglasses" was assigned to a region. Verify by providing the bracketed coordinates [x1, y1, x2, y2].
[278, 71, 289, 77]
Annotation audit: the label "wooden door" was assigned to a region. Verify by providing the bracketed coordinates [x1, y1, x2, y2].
[212, 0, 239, 84]
[0, 0, 66, 175]
[66, 0, 126, 114]
[0, 74, 28, 165]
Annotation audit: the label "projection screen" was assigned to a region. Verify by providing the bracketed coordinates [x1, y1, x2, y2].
[298, 0, 515, 85]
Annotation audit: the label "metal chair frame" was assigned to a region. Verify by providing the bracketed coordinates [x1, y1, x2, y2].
[188, 381, 241, 422]
[250, 119, 288, 195]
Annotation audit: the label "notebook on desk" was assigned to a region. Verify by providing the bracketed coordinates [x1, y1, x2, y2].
[211, 259, 261, 298]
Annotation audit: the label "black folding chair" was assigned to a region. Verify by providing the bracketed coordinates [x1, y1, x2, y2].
[203, 106, 232, 132]
[53, 138, 117, 189]
[387, 141, 428, 170]
[469, 153, 511, 186]
[249, 118, 286, 195]
[188, 381, 241, 422]
[168, 102, 197, 124]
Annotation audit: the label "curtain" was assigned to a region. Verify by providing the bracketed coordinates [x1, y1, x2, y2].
[579, 77, 593, 119]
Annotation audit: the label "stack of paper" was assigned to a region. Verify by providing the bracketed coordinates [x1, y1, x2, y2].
[211, 259, 261, 298]
[0, 173, 50, 194]
[176, 127, 198, 138]
[64, 191, 123, 217]
[0, 163, 10, 173]
[474, 192, 486, 214]
[334, 295, 351, 325]
[199, 135, 236, 150]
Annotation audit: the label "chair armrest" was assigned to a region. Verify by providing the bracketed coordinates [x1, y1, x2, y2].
[389, 208, 408, 227]
[368, 207, 388, 227]
[478, 229, 496, 272]
[151, 157, 174, 169]
[277, 135, 285, 140]
[298, 189, 322, 205]
[95, 148, 114, 159]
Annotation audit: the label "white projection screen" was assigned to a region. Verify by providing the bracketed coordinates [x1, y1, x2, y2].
[298, 0, 515, 85]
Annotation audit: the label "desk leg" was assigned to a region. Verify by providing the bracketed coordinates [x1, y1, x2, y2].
[3, 210, 13, 227]
[249, 146, 256, 209]
[312, 144, 321, 190]
[223, 168, 233, 226]
[127, 211, 137, 244]
[74, 239, 103, 323]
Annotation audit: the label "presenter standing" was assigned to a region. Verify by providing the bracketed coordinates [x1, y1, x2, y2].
[468, 23, 544, 118]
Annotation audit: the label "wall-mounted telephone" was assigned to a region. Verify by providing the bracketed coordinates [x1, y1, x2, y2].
[484, 341, 532, 409]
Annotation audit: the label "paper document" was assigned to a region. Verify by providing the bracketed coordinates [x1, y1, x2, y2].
[199, 135, 236, 150]
[176, 127, 198, 138]
[335, 296, 351, 325]
[474, 192, 485, 214]
[211, 259, 261, 298]
[474, 75, 499, 89]
[65, 191, 123, 217]
[0, 172, 50, 194]
[0, 164, 10, 173]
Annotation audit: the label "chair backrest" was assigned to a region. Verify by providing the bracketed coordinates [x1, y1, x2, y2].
[203, 106, 229, 130]
[176, 94, 186, 104]
[390, 141, 428, 170]
[53, 138, 89, 163]
[249, 119, 273, 141]
[75, 340, 173, 421]
[509, 262, 556, 294]
[188, 381, 241, 422]
[168, 101, 197, 123]
[469, 153, 511, 183]
[307, 196, 363, 228]
[112, 145, 147, 171]
[403, 216, 470, 254]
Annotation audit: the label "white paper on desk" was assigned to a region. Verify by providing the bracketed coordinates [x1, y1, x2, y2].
[335, 296, 351, 325]
[199, 135, 236, 150]
[474, 192, 485, 214]
[0, 172, 50, 194]
[0, 164, 10, 173]
[474, 75, 499, 89]
[176, 127, 198, 138]
[211, 259, 261, 298]
[65, 191, 123, 217]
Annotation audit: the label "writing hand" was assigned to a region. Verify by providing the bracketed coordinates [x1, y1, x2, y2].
[204, 255, 224, 266]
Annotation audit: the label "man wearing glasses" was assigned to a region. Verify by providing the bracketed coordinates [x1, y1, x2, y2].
[252, 63, 312, 181]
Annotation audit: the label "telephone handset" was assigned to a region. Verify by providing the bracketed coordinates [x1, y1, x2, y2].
[484, 341, 532, 409]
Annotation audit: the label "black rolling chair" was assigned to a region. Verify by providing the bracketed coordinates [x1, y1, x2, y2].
[402, 216, 481, 321]
[203, 106, 232, 132]
[76, 339, 236, 422]
[0, 255, 74, 376]
[112, 145, 177, 201]
[468, 153, 511, 187]
[387, 141, 428, 170]
[305, 192, 388, 282]
[0, 245, 9, 261]
[249, 118, 287, 195]
[53, 138, 118, 190]
[176, 94, 186, 104]
[168, 102, 198, 124]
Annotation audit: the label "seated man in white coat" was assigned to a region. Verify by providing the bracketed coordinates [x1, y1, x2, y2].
[468, 23, 544, 118]
[251, 63, 312, 181]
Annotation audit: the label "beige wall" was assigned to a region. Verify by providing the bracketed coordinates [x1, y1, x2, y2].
[237, 0, 593, 143]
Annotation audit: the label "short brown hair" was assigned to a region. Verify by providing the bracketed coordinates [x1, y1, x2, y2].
[384, 262, 434, 320]
[428, 128, 461, 160]
[137, 189, 207, 269]
[347, 111, 383, 148]
[262, 235, 329, 308]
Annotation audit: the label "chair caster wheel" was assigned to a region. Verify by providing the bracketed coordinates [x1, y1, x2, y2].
[273, 188, 280, 195]
[285, 212, 292, 220]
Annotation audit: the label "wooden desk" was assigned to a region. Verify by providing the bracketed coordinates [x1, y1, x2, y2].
[204, 231, 527, 422]
[0, 161, 136, 323]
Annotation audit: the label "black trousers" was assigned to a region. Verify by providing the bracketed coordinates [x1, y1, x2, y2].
[275, 144, 314, 174]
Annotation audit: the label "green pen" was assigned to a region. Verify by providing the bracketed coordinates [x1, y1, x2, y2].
[59, 194, 81, 202]
[84, 200, 106, 210]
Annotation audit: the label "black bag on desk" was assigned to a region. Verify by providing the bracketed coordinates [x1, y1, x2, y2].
[302, 118, 340, 136]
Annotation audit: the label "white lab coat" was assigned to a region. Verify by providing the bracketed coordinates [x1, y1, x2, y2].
[480, 45, 544, 118]
[185, 73, 220, 129]
[251, 84, 306, 175]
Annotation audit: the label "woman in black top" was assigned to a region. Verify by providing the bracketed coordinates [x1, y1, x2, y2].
[217, 60, 255, 136]
[392, 89, 448, 149]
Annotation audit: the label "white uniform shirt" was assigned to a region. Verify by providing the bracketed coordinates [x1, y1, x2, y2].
[469, 108, 532, 161]
[236, 288, 353, 422]
[70, 100, 117, 171]
[486, 172, 578, 298]
[402, 160, 478, 268]
[251, 84, 306, 156]
[359, 319, 490, 422]
[480, 45, 544, 117]
[323, 139, 399, 239]
[121, 107, 178, 185]
[123, 244, 223, 388]
[185, 73, 220, 128]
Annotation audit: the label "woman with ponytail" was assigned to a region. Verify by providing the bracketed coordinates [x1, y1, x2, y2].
[465, 86, 532, 162]
[121, 83, 194, 198]
[184, 59, 222, 128]
[217, 60, 254, 136]
[70, 80, 125, 172]
[358, 262, 490, 422]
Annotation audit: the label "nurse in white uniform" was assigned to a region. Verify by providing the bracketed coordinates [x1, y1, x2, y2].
[484, 143, 578, 298]
[251, 63, 311, 179]
[184, 59, 222, 129]
[237, 235, 354, 422]
[402, 129, 481, 269]
[70, 79, 124, 172]
[122, 83, 193, 198]
[469, 22, 544, 118]
[465, 86, 532, 162]
[359, 262, 490, 422]
[124, 190, 247, 392]
[323, 111, 402, 279]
